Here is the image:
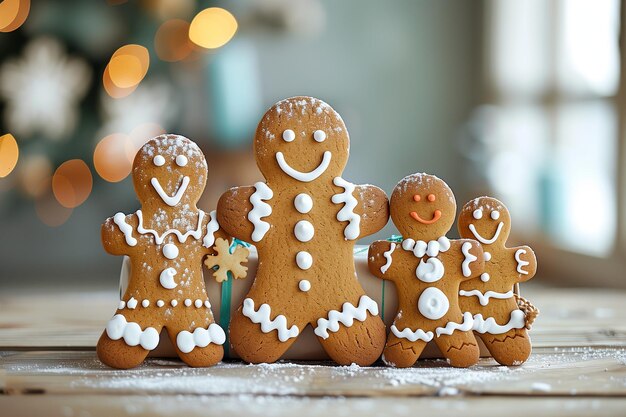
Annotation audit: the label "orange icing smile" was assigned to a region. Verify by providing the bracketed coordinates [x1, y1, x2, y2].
[410, 210, 442, 224]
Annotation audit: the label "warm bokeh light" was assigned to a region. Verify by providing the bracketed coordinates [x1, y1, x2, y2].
[17, 154, 52, 198]
[52, 159, 93, 208]
[0, 133, 19, 178]
[102, 65, 138, 99]
[0, 0, 30, 32]
[94, 133, 134, 182]
[155, 19, 194, 62]
[189, 7, 238, 49]
[35, 192, 73, 227]
[103, 44, 149, 98]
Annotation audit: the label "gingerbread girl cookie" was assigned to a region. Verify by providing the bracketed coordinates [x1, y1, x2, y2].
[97, 134, 247, 369]
[457, 197, 537, 365]
[368, 174, 484, 368]
[217, 96, 389, 365]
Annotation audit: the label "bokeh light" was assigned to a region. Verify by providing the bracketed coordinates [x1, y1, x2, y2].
[155, 19, 194, 62]
[0, 133, 19, 178]
[103, 44, 149, 98]
[0, 0, 30, 32]
[102, 65, 138, 99]
[52, 159, 93, 208]
[17, 154, 52, 198]
[35, 193, 73, 227]
[189, 7, 238, 49]
[94, 133, 133, 182]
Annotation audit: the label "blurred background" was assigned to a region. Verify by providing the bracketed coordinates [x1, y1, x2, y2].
[0, 0, 623, 288]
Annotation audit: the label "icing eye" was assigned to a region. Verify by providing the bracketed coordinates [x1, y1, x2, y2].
[427, 194, 436, 202]
[413, 194, 421, 202]
[282, 129, 296, 142]
[153, 155, 165, 167]
[176, 155, 188, 167]
[473, 209, 483, 220]
[491, 210, 500, 220]
[313, 130, 326, 142]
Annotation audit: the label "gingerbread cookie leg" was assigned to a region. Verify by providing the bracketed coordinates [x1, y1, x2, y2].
[479, 328, 532, 365]
[382, 334, 427, 368]
[434, 330, 480, 368]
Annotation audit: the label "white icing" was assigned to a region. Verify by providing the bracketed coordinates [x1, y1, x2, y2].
[118, 301, 125, 309]
[298, 280, 311, 292]
[275, 151, 332, 182]
[204, 300, 211, 308]
[418, 287, 449, 320]
[491, 210, 500, 220]
[435, 312, 474, 336]
[294, 220, 314, 242]
[127, 297, 138, 309]
[413, 241, 428, 257]
[150, 176, 190, 206]
[194, 299, 202, 308]
[105, 314, 159, 350]
[459, 289, 514, 306]
[484, 251, 492, 262]
[248, 182, 273, 242]
[176, 324, 226, 354]
[469, 222, 504, 245]
[473, 209, 483, 220]
[461, 242, 477, 277]
[113, 213, 137, 246]
[153, 155, 165, 166]
[296, 251, 313, 270]
[162, 243, 179, 260]
[438, 236, 451, 252]
[380, 243, 396, 274]
[282, 129, 295, 142]
[314, 295, 378, 339]
[515, 249, 530, 275]
[402, 239, 415, 251]
[136, 209, 204, 245]
[184, 299, 192, 307]
[159, 267, 177, 289]
[472, 310, 526, 335]
[332, 177, 361, 240]
[202, 210, 220, 248]
[313, 130, 326, 142]
[156, 300, 165, 307]
[175, 155, 188, 167]
[390, 324, 434, 342]
[426, 241, 440, 257]
[142, 299, 149, 308]
[242, 298, 299, 342]
[415, 258, 445, 282]
[481, 273, 490, 282]
[294, 193, 313, 214]
[171, 300, 178, 307]
[402, 237, 450, 258]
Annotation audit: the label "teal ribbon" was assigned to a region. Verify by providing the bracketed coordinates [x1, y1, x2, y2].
[219, 238, 251, 357]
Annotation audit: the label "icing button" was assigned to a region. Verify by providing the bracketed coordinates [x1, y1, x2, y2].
[163, 243, 179, 260]
[481, 273, 490, 282]
[294, 220, 314, 242]
[294, 193, 313, 214]
[299, 280, 311, 292]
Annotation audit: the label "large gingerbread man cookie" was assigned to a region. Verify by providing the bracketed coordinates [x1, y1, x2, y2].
[457, 196, 537, 365]
[368, 174, 484, 368]
[217, 96, 389, 365]
[97, 134, 247, 369]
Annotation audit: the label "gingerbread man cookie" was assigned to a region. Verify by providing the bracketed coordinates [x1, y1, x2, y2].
[369, 174, 484, 368]
[217, 96, 389, 365]
[457, 196, 537, 365]
[97, 134, 246, 369]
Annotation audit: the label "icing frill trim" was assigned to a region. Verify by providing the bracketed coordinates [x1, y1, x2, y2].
[461, 241, 477, 277]
[331, 177, 361, 240]
[202, 210, 220, 248]
[472, 310, 526, 335]
[401, 237, 450, 258]
[105, 314, 159, 350]
[242, 298, 299, 342]
[435, 312, 474, 337]
[176, 324, 226, 354]
[390, 324, 434, 342]
[248, 182, 273, 242]
[314, 295, 378, 339]
[380, 243, 396, 274]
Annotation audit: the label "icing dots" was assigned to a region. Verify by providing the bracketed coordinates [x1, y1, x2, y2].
[162, 243, 179, 260]
[153, 155, 165, 167]
[194, 299, 203, 308]
[313, 130, 326, 142]
[242, 298, 299, 342]
[296, 251, 313, 270]
[156, 300, 165, 307]
[105, 314, 159, 350]
[282, 129, 296, 142]
[491, 210, 500, 220]
[171, 300, 178, 307]
[275, 151, 332, 182]
[298, 280, 311, 292]
[473, 209, 482, 220]
[483, 251, 492, 262]
[314, 295, 378, 339]
[248, 182, 273, 242]
[142, 299, 150, 308]
[332, 177, 361, 240]
[176, 324, 226, 353]
[184, 298, 192, 307]
[418, 287, 449, 320]
[481, 273, 490, 282]
[127, 297, 138, 309]
[175, 155, 188, 167]
[415, 258, 445, 282]
[294, 193, 313, 214]
[294, 220, 314, 242]
[159, 267, 177, 289]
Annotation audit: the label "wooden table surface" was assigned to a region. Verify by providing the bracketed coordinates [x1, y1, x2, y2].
[1, 283, 625, 416]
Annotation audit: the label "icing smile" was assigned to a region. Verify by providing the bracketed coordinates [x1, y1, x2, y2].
[469, 222, 504, 244]
[275, 151, 332, 182]
[151, 176, 190, 206]
[410, 210, 442, 224]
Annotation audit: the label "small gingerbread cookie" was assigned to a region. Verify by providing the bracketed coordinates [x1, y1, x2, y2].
[457, 196, 537, 365]
[97, 134, 247, 369]
[217, 96, 389, 365]
[369, 173, 484, 368]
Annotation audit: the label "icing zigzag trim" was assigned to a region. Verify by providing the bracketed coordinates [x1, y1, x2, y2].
[248, 182, 273, 242]
[314, 295, 378, 339]
[202, 210, 220, 248]
[331, 177, 361, 240]
[390, 324, 434, 342]
[242, 298, 299, 342]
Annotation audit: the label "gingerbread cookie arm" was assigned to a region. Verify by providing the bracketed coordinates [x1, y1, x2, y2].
[356, 184, 390, 239]
[101, 214, 138, 256]
[446, 239, 485, 281]
[368, 240, 400, 280]
[511, 245, 537, 282]
[216, 186, 258, 244]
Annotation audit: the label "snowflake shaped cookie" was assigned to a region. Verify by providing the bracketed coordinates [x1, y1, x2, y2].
[204, 238, 250, 282]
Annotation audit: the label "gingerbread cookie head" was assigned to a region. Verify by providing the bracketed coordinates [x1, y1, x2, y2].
[390, 173, 456, 241]
[254, 96, 349, 183]
[458, 196, 511, 248]
[132, 134, 208, 209]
